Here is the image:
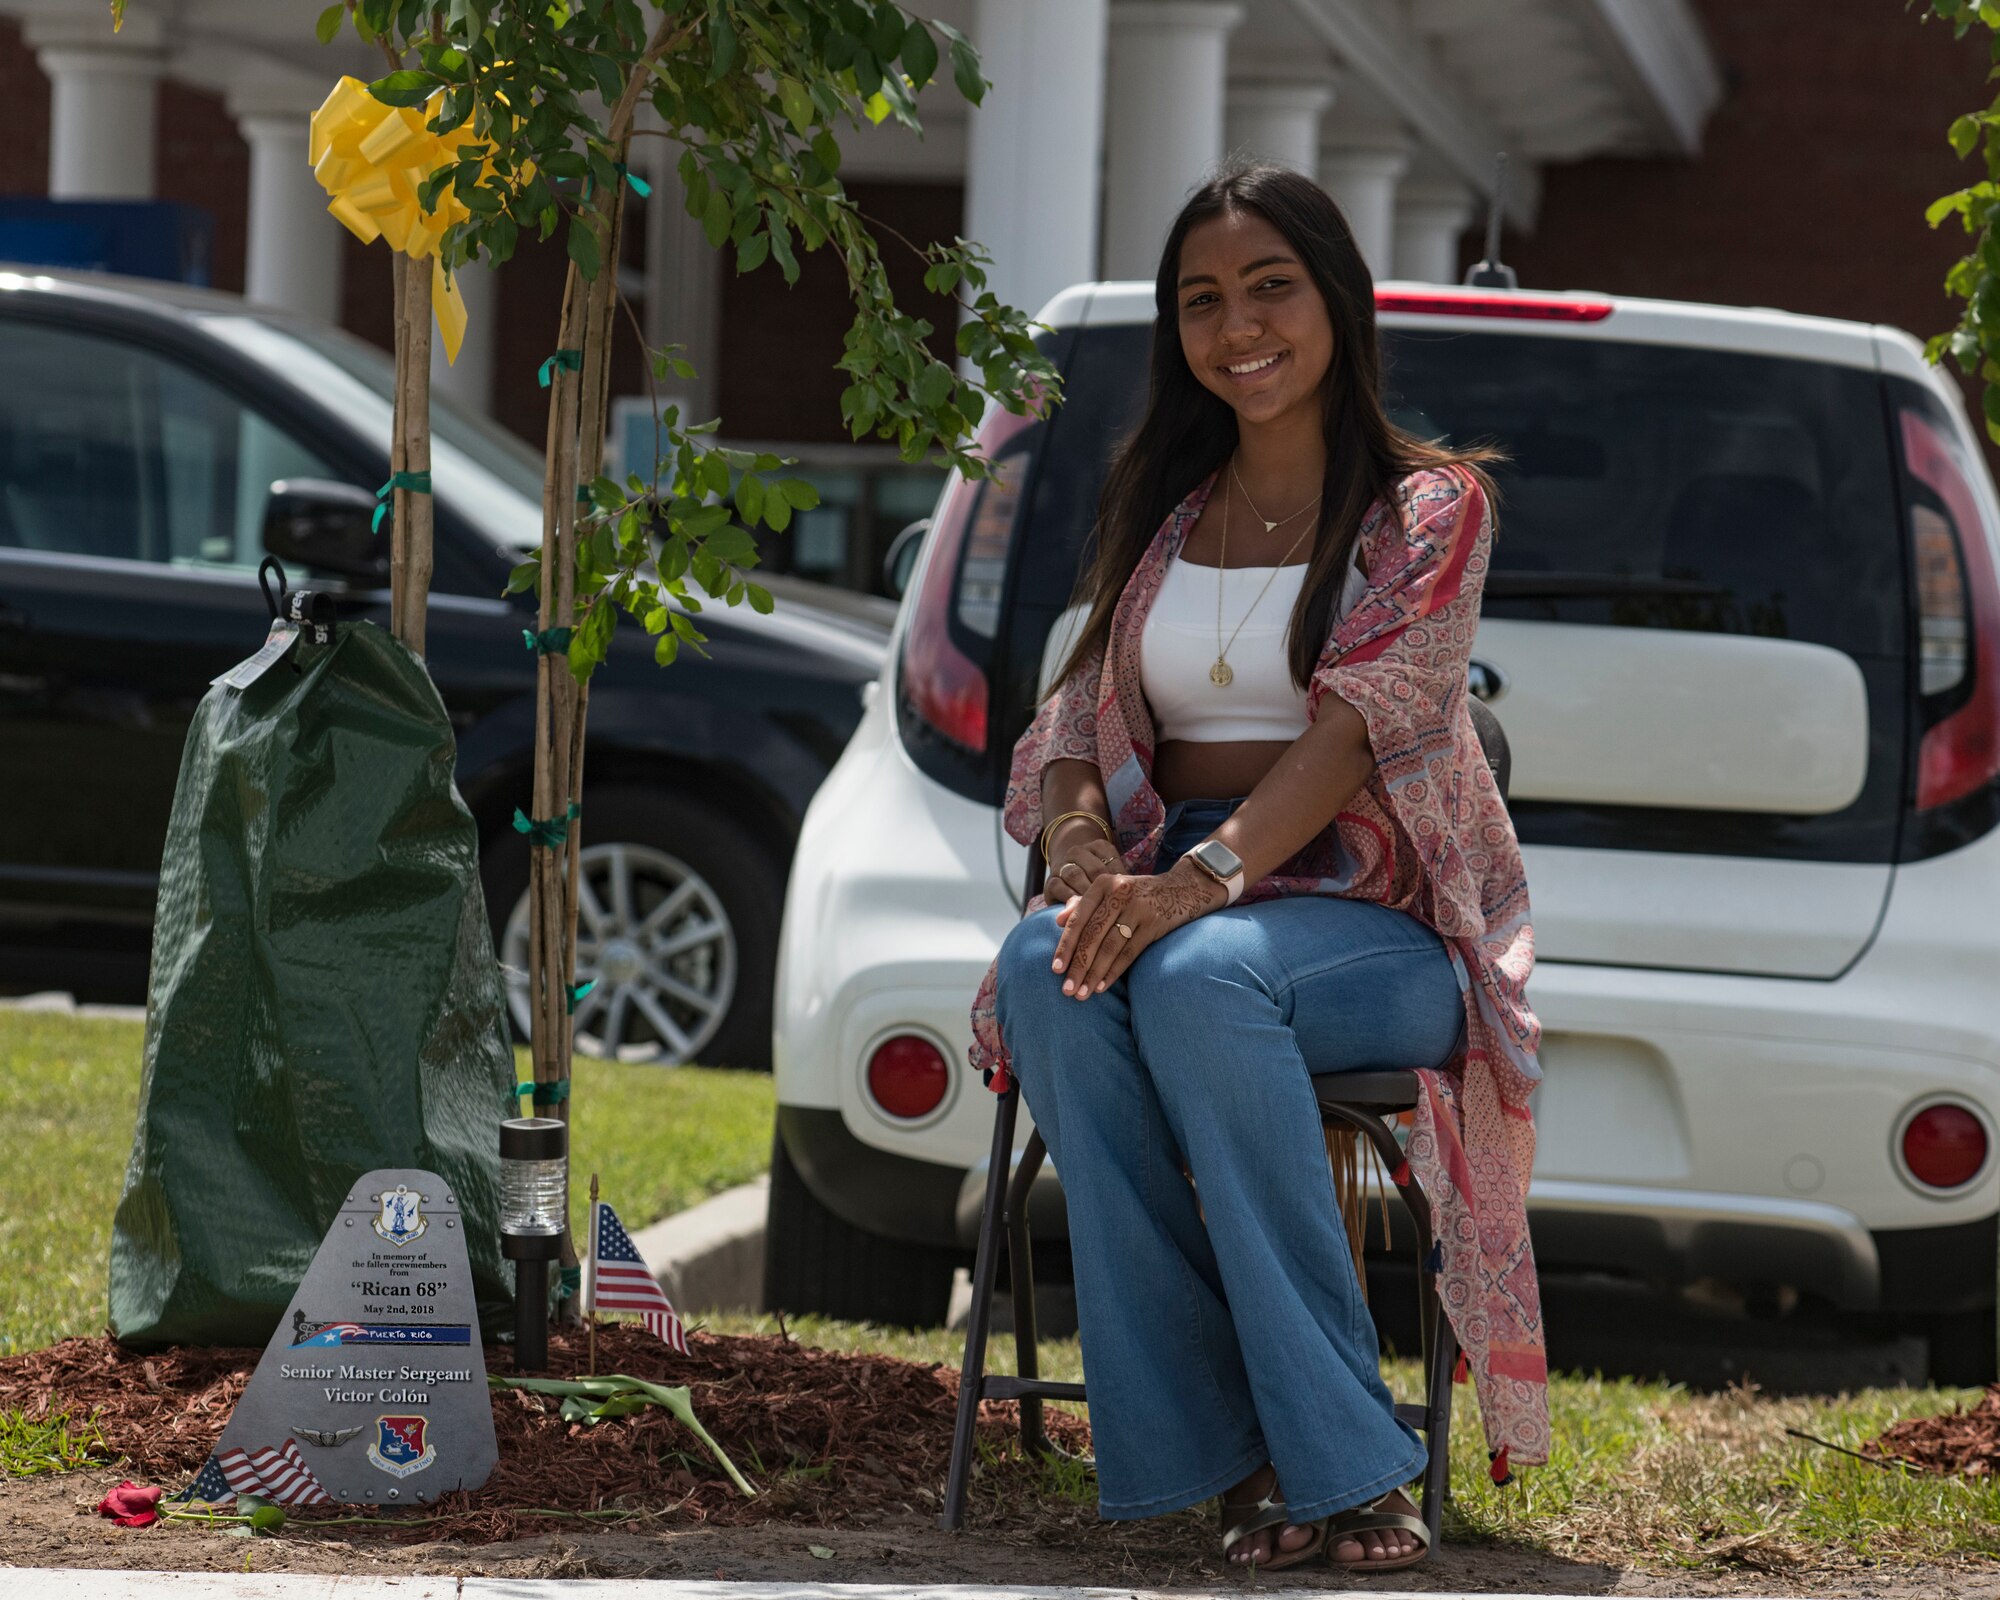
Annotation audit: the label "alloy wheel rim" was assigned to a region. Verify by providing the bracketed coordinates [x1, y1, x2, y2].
[503, 840, 737, 1065]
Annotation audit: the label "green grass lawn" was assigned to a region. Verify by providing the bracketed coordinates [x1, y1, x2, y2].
[0, 1010, 773, 1356]
[7, 1009, 1999, 1575]
[702, 1312, 2000, 1571]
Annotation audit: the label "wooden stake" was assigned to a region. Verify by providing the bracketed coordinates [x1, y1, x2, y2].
[587, 1172, 600, 1377]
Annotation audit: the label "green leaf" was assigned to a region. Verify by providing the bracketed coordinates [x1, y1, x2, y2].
[870, 2, 907, 59]
[703, 187, 732, 249]
[368, 70, 436, 109]
[747, 582, 774, 615]
[900, 19, 939, 88]
[916, 359, 953, 410]
[736, 231, 771, 274]
[776, 476, 821, 510]
[766, 496, 793, 534]
[709, 13, 740, 82]
[736, 473, 766, 526]
[1954, 113, 1984, 159]
[504, 559, 541, 595]
[655, 632, 681, 666]
[779, 76, 814, 136]
[948, 36, 986, 105]
[566, 218, 602, 278]
[315, 4, 345, 45]
[863, 90, 892, 125]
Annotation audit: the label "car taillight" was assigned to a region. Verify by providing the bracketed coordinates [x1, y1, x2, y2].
[898, 406, 1039, 754]
[1375, 287, 1614, 322]
[866, 1034, 949, 1120]
[1901, 408, 2000, 811]
[1900, 1101, 1989, 1192]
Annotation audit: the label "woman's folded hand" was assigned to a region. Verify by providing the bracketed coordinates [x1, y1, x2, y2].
[1050, 862, 1227, 1000]
[1044, 831, 1123, 904]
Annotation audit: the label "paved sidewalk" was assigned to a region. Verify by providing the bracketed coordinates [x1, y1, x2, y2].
[3, 1573, 1817, 1600]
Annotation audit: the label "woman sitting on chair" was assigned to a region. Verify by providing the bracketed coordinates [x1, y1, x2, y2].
[968, 163, 1549, 1573]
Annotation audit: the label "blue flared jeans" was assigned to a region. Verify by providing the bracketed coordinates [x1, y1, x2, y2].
[994, 798, 1463, 1521]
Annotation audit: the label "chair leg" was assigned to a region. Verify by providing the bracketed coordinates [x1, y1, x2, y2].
[1418, 1231, 1457, 1545]
[1416, 1296, 1464, 1552]
[1008, 1129, 1052, 1459]
[940, 1087, 1019, 1532]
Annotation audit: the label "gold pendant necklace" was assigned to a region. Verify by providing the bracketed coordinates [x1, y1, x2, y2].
[1211, 463, 1317, 687]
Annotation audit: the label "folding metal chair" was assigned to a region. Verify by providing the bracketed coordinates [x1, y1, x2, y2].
[940, 700, 1512, 1540]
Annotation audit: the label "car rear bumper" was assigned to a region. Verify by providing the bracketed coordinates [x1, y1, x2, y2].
[782, 1088, 1995, 1313]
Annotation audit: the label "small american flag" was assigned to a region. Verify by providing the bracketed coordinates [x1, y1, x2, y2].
[216, 1438, 332, 1506]
[176, 1452, 237, 1505]
[589, 1200, 689, 1355]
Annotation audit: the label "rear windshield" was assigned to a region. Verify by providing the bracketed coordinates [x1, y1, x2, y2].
[1011, 323, 1903, 662]
[1384, 329, 1903, 659]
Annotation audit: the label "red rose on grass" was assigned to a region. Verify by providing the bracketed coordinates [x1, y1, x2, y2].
[96, 1481, 163, 1528]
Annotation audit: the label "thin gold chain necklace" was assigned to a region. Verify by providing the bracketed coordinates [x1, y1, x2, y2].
[1210, 468, 1317, 688]
[1230, 458, 1322, 535]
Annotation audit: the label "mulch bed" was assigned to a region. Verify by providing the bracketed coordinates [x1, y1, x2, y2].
[0, 1326, 1093, 1543]
[1870, 1386, 2000, 1478]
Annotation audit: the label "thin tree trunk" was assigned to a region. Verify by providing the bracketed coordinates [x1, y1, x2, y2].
[389, 254, 434, 655]
[525, 12, 689, 1322]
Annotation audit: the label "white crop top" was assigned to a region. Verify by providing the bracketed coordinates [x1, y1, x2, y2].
[1140, 554, 1368, 743]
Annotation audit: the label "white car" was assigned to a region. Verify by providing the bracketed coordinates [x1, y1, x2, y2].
[767, 280, 2000, 1379]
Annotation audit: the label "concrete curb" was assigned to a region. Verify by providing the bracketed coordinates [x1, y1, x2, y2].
[0, 991, 146, 1023]
[0, 1574, 1819, 1599]
[630, 1176, 769, 1315]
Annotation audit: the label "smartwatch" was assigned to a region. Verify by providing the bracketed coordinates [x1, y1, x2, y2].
[1185, 838, 1245, 906]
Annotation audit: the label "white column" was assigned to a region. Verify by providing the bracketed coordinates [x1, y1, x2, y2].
[965, 0, 1108, 321]
[643, 136, 722, 425]
[1317, 144, 1409, 281]
[236, 113, 343, 323]
[1392, 177, 1478, 286]
[35, 41, 164, 199]
[432, 259, 500, 414]
[1223, 82, 1334, 174]
[1102, 1, 1244, 281]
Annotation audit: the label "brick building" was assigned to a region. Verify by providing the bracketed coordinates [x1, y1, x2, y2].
[0, 1, 1986, 589]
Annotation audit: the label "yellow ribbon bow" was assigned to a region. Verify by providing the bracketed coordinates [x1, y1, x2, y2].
[308, 75, 487, 364]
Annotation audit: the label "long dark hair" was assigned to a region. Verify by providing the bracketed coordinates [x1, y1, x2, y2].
[1055, 161, 1500, 692]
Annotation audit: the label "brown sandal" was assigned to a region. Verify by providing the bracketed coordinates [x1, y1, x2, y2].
[1219, 1470, 1329, 1572]
[1324, 1493, 1431, 1571]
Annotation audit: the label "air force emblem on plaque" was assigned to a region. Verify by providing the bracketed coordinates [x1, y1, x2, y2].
[367, 1415, 435, 1477]
[371, 1185, 428, 1248]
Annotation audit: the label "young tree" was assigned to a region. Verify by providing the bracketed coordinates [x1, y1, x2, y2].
[1926, 1, 2000, 438]
[310, 0, 1057, 1298]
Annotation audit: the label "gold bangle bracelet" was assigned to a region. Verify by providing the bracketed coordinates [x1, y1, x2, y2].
[1040, 809, 1113, 862]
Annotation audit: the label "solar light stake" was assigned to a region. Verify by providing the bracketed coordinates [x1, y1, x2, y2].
[499, 1116, 567, 1372]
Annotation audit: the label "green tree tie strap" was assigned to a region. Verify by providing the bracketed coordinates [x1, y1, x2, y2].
[523, 627, 573, 656]
[508, 1078, 571, 1110]
[372, 470, 432, 533]
[566, 978, 596, 1014]
[556, 1264, 582, 1300]
[538, 348, 584, 388]
[615, 162, 651, 197]
[512, 802, 580, 849]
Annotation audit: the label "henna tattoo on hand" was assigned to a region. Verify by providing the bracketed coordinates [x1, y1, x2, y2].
[1144, 866, 1225, 925]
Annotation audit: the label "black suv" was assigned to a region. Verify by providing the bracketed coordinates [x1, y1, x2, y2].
[0, 268, 888, 1067]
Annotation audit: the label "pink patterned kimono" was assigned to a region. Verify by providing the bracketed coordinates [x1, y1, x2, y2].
[968, 464, 1550, 1469]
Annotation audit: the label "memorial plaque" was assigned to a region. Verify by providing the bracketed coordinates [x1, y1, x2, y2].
[211, 1168, 497, 1504]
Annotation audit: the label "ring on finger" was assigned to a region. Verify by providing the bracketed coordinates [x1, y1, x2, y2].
[1114, 922, 1134, 940]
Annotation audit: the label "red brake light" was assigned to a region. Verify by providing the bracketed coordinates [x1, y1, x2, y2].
[898, 405, 1039, 754]
[1901, 408, 2000, 811]
[1375, 287, 1614, 322]
[1901, 1102, 1988, 1191]
[866, 1034, 949, 1120]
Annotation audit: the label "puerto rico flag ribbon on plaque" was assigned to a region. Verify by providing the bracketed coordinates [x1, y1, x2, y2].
[588, 1200, 689, 1355]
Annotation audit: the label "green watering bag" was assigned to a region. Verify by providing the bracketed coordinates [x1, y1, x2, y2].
[109, 616, 516, 1346]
